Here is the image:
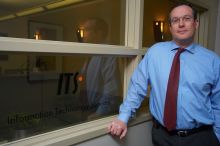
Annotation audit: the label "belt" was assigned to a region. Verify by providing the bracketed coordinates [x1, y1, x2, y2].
[152, 117, 212, 137]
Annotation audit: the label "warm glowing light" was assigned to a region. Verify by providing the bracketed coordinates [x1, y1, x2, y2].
[154, 20, 164, 42]
[77, 28, 84, 39]
[34, 31, 41, 40]
[78, 75, 83, 82]
[160, 22, 164, 33]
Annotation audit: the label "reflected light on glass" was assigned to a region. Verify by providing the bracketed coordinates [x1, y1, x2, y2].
[78, 29, 84, 38]
[0, 14, 16, 21]
[46, 0, 84, 9]
[76, 28, 84, 42]
[34, 31, 41, 40]
[16, 7, 44, 17]
[78, 75, 83, 82]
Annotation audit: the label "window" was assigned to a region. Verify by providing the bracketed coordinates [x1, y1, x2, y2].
[0, 0, 147, 145]
[0, 0, 125, 45]
[0, 52, 131, 142]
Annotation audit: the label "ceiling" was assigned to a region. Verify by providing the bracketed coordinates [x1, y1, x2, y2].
[0, 0, 208, 16]
[0, 0, 92, 20]
[0, 0, 61, 16]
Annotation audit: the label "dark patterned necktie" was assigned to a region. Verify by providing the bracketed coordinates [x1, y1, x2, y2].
[163, 48, 185, 130]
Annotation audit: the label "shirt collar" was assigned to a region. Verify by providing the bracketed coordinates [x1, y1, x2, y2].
[170, 41, 196, 54]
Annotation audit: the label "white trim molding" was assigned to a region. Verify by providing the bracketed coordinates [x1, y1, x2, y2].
[2, 114, 152, 146]
[0, 37, 146, 56]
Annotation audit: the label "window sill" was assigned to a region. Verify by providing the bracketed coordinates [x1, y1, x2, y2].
[0, 37, 146, 55]
[4, 113, 152, 146]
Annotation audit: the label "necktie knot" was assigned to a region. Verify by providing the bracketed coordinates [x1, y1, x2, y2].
[177, 48, 185, 54]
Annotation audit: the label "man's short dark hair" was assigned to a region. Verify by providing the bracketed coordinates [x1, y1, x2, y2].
[168, 3, 197, 24]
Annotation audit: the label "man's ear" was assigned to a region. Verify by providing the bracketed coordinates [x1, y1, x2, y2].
[195, 19, 199, 29]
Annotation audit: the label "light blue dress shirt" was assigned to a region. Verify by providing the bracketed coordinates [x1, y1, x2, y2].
[118, 41, 220, 141]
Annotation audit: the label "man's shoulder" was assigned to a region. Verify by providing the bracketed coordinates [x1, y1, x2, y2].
[151, 41, 171, 48]
[195, 44, 220, 60]
[147, 41, 172, 54]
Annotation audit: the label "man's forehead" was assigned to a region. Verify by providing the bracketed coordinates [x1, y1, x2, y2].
[170, 5, 193, 17]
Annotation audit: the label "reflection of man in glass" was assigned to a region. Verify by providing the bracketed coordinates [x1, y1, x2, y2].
[77, 18, 121, 120]
[77, 18, 108, 44]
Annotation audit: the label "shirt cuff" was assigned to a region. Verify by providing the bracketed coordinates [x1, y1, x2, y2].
[117, 113, 130, 124]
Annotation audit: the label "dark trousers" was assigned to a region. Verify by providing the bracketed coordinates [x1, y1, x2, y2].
[152, 126, 220, 146]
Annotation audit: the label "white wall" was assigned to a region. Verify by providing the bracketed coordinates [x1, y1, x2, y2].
[75, 121, 153, 146]
[188, 0, 219, 50]
[214, 0, 220, 55]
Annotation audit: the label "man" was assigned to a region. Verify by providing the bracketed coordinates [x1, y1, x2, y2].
[77, 18, 121, 120]
[108, 4, 220, 146]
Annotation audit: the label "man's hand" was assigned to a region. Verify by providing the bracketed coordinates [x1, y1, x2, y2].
[107, 119, 127, 139]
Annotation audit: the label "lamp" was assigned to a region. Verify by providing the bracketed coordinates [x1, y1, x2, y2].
[153, 21, 164, 42]
[34, 31, 42, 40]
[76, 28, 84, 42]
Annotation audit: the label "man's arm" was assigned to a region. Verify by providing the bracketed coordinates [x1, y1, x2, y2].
[108, 51, 151, 139]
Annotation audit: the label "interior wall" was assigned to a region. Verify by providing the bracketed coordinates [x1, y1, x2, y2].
[214, 0, 220, 55]
[143, 0, 219, 50]
[188, 0, 219, 50]
[143, 0, 176, 47]
[74, 121, 153, 146]
[0, 17, 28, 38]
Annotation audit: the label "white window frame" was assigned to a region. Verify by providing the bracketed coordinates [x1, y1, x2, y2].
[0, 0, 148, 145]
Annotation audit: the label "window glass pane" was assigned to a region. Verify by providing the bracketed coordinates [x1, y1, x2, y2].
[0, 52, 129, 143]
[0, 0, 125, 45]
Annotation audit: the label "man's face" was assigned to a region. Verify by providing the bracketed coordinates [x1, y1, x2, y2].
[169, 5, 198, 44]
